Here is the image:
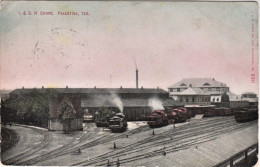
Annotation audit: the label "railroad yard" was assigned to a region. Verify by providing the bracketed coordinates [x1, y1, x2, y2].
[1, 116, 258, 167]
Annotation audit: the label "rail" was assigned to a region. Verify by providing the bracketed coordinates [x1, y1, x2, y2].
[213, 143, 258, 167]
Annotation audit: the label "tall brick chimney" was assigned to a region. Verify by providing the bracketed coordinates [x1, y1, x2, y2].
[136, 69, 138, 89]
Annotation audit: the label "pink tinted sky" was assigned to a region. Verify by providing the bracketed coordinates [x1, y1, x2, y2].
[0, 1, 258, 95]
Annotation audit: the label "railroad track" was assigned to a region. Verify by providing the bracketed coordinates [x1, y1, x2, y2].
[14, 123, 150, 165]
[72, 117, 256, 166]
[95, 120, 256, 166]
[72, 117, 235, 165]
[2, 126, 52, 165]
[1, 128, 20, 152]
[71, 117, 232, 165]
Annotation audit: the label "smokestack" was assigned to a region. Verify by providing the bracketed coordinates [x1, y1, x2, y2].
[136, 69, 138, 89]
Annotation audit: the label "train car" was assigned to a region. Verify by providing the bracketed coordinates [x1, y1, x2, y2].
[215, 107, 233, 116]
[234, 108, 258, 123]
[147, 110, 169, 128]
[147, 107, 189, 128]
[204, 107, 233, 117]
[167, 108, 188, 123]
[184, 105, 215, 117]
[109, 113, 127, 132]
[203, 107, 217, 117]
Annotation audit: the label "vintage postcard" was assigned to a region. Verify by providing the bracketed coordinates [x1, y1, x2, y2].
[0, 1, 258, 166]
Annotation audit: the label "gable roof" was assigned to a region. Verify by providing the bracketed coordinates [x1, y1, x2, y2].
[179, 87, 210, 95]
[10, 88, 168, 95]
[242, 92, 257, 95]
[168, 78, 228, 88]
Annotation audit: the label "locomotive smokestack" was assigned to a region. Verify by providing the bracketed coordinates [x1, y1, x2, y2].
[136, 69, 138, 89]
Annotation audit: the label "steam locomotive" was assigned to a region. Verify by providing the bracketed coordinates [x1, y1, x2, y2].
[108, 113, 128, 132]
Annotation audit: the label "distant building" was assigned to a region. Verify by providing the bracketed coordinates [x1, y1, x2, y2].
[227, 92, 249, 109]
[241, 92, 258, 108]
[174, 87, 211, 106]
[168, 78, 229, 100]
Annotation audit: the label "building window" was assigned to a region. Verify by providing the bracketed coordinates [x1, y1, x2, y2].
[169, 88, 173, 92]
[186, 97, 189, 102]
[216, 88, 220, 91]
[216, 98, 219, 102]
[203, 83, 210, 86]
[192, 97, 195, 102]
[208, 88, 212, 91]
[180, 97, 183, 102]
[177, 88, 180, 92]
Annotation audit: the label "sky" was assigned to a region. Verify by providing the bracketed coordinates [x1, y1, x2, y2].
[0, 1, 258, 95]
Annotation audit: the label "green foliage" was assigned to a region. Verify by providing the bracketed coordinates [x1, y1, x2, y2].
[57, 96, 76, 121]
[15, 94, 49, 126]
[96, 106, 115, 122]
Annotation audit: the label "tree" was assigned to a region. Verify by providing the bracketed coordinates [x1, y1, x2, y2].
[15, 92, 49, 127]
[57, 96, 76, 132]
[96, 106, 116, 122]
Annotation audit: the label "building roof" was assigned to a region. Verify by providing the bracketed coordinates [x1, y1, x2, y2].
[81, 98, 178, 108]
[241, 98, 258, 103]
[168, 78, 228, 88]
[10, 88, 168, 95]
[242, 92, 257, 95]
[179, 87, 210, 95]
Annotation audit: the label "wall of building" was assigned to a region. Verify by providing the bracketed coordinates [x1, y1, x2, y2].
[48, 118, 83, 131]
[49, 94, 82, 119]
[124, 107, 152, 121]
[177, 95, 211, 106]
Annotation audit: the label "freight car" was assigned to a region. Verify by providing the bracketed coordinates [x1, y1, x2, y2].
[109, 113, 128, 132]
[147, 110, 169, 128]
[184, 105, 215, 117]
[204, 107, 233, 117]
[167, 108, 189, 123]
[234, 108, 258, 123]
[147, 108, 189, 128]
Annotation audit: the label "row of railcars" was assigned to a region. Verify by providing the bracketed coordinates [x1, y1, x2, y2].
[234, 108, 258, 122]
[147, 104, 258, 128]
[147, 107, 190, 128]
